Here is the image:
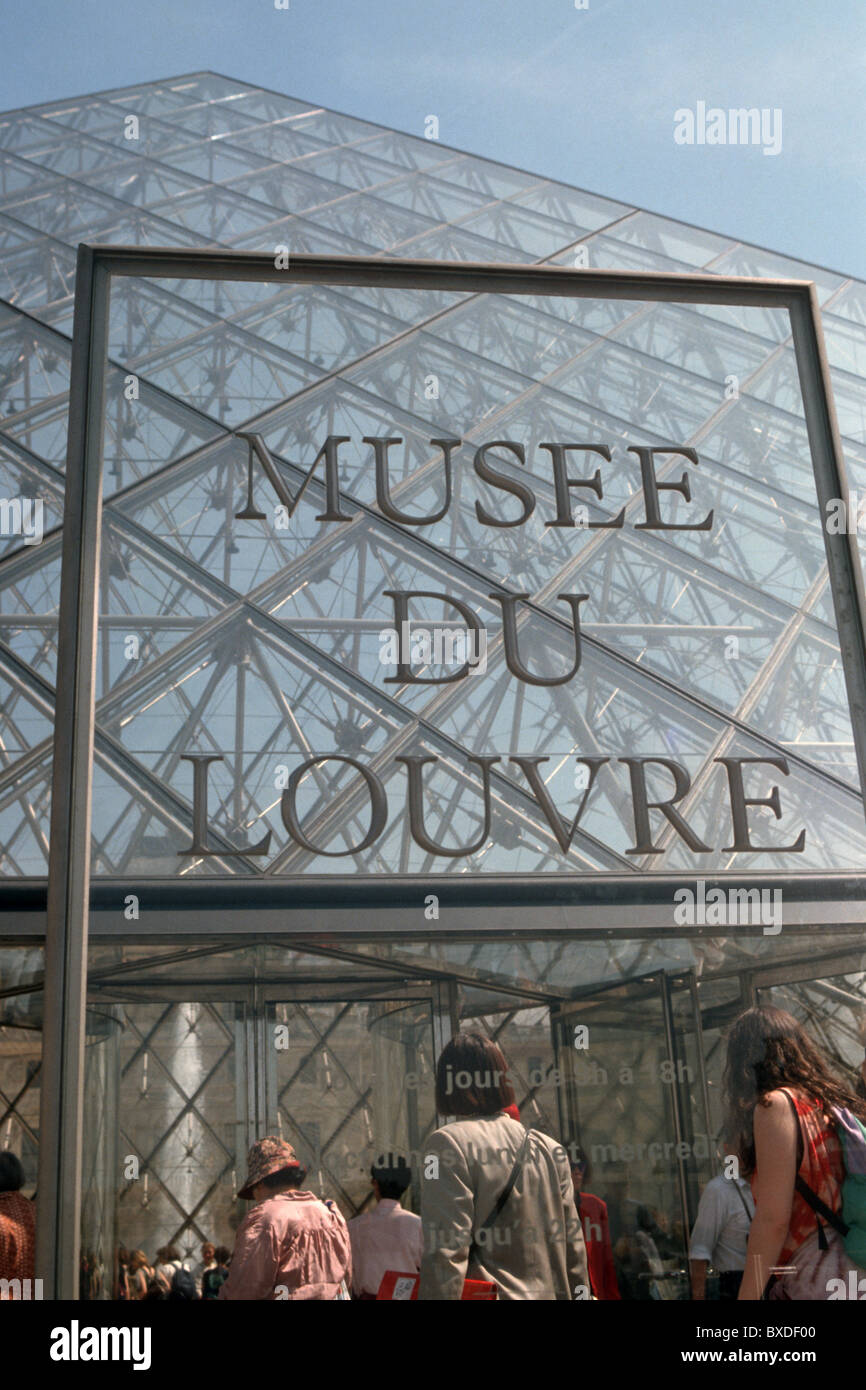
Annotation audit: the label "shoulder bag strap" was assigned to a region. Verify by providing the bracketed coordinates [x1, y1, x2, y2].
[468, 1127, 533, 1265]
[733, 1181, 754, 1221]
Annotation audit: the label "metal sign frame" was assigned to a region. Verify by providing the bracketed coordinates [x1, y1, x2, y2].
[36, 246, 866, 1296]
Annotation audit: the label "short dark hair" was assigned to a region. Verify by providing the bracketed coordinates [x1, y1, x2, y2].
[156, 1244, 181, 1264]
[214, 1245, 231, 1266]
[0, 1151, 24, 1193]
[435, 1033, 515, 1116]
[258, 1164, 306, 1192]
[569, 1144, 591, 1185]
[371, 1158, 411, 1200]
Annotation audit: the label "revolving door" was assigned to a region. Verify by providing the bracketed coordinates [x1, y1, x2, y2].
[77, 949, 451, 1295]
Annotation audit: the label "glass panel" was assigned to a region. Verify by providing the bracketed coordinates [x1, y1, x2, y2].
[101, 84, 199, 118]
[428, 295, 598, 379]
[221, 165, 354, 217]
[279, 191, 436, 252]
[234, 284, 407, 372]
[73, 937, 443, 1286]
[0, 238, 78, 320]
[823, 312, 866, 380]
[3, 75, 864, 902]
[159, 74, 260, 104]
[551, 233, 700, 275]
[608, 303, 774, 382]
[106, 998, 238, 1279]
[34, 103, 192, 159]
[382, 221, 536, 264]
[556, 979, 693, 1300]
[105, 280, 219, 362]
[5, 362, 222, 491]
[428, 154, 539, 197]
[0, 153, 60, 201]
[0, 754, 53, 874]
[710, 245, 844, 304]
[0, 311, 71, 414]
[133, 322, 322, 423]
[147, 187, 282, 241]
[0, 948, 44, 1198]
[747, 618, 860, 783]
[457, 202, 590, 258]
[273, 996, 436, 1216]
[85, 160, 207, 208]
[0, 115, 77, 155]
[345, 172, 491, 223]
[75, 274, 865, 877]
[219, 121, 330, 165]
[345, 130, 459, 172]
[151, 101, 262, 140]
[749, 349, 866, 444]
[757, 970, 866, 1080]
[825, 281, 866, 327]
[293, 147, 428, 195]
[511, 182, 632, 232]
[0, 435, 63, 557]
[7, 130, 142, 180]
[594, 212, 735, 267]
[152, 139, 277, 184]
[214, 91, 319, 123]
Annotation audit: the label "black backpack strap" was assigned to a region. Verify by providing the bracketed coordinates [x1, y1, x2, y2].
[469, 1127, 532, 1265]
[794, 1175, 848, 1242]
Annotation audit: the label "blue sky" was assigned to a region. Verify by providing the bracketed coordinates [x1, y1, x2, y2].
[3, 0, 864, 277]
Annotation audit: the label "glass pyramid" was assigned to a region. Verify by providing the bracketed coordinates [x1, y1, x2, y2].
[0, 69, 864, 883]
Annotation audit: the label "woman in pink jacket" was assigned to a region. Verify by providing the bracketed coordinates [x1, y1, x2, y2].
[219, 1137, 351, 1300]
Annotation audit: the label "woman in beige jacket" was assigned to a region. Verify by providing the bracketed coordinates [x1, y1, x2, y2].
[419, 1033, 588, 1300]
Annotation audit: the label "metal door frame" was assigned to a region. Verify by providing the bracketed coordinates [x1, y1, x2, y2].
[551, 966, 713, 1262]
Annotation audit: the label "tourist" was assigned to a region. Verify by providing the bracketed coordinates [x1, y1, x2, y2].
[202, 1245, 231, 1299]
[689, 1145, 754, 1299]
[194, 1241, 217, 1296]
[724, 1004, 866, 1299]
[419, 1033, 587, 1299]
[127, 1249, 153, 1300]
[219, 1136, 351, 1300]
[348, 1157, 423, 1298]
[570, 1147, 620, 1299]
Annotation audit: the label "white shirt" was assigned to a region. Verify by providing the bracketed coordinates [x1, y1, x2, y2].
[689, 1175, 754, 1271]
[347, 1198, 423, 1297]
[153, 1258, 190, 1292]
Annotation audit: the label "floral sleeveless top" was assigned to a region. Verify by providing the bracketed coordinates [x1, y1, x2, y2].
[751, 1087, 844, 1265]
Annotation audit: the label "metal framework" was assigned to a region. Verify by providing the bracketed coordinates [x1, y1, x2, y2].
[0, 71, 865, 1299]
[29, 244, 866, 1295]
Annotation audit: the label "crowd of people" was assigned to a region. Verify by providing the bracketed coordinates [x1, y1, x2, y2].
[114, 1242, 233, 1300]
[3, 1005, 866, 1300]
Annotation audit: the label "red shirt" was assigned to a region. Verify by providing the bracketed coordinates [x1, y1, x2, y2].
[0, 1191, 35, 1294]
[752, 1087, 844, 1266]
[577, 1191, 620, 1300]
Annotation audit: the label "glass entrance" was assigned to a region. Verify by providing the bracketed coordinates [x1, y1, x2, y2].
[78, 946, 444, 1297]
[756, 964, 866, 1086]
[552, 970, 714, 1300]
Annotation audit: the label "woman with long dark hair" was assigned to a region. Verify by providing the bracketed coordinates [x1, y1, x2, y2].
[723, 1005, 866, 1300]
[419, 1032, 587, 1300]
